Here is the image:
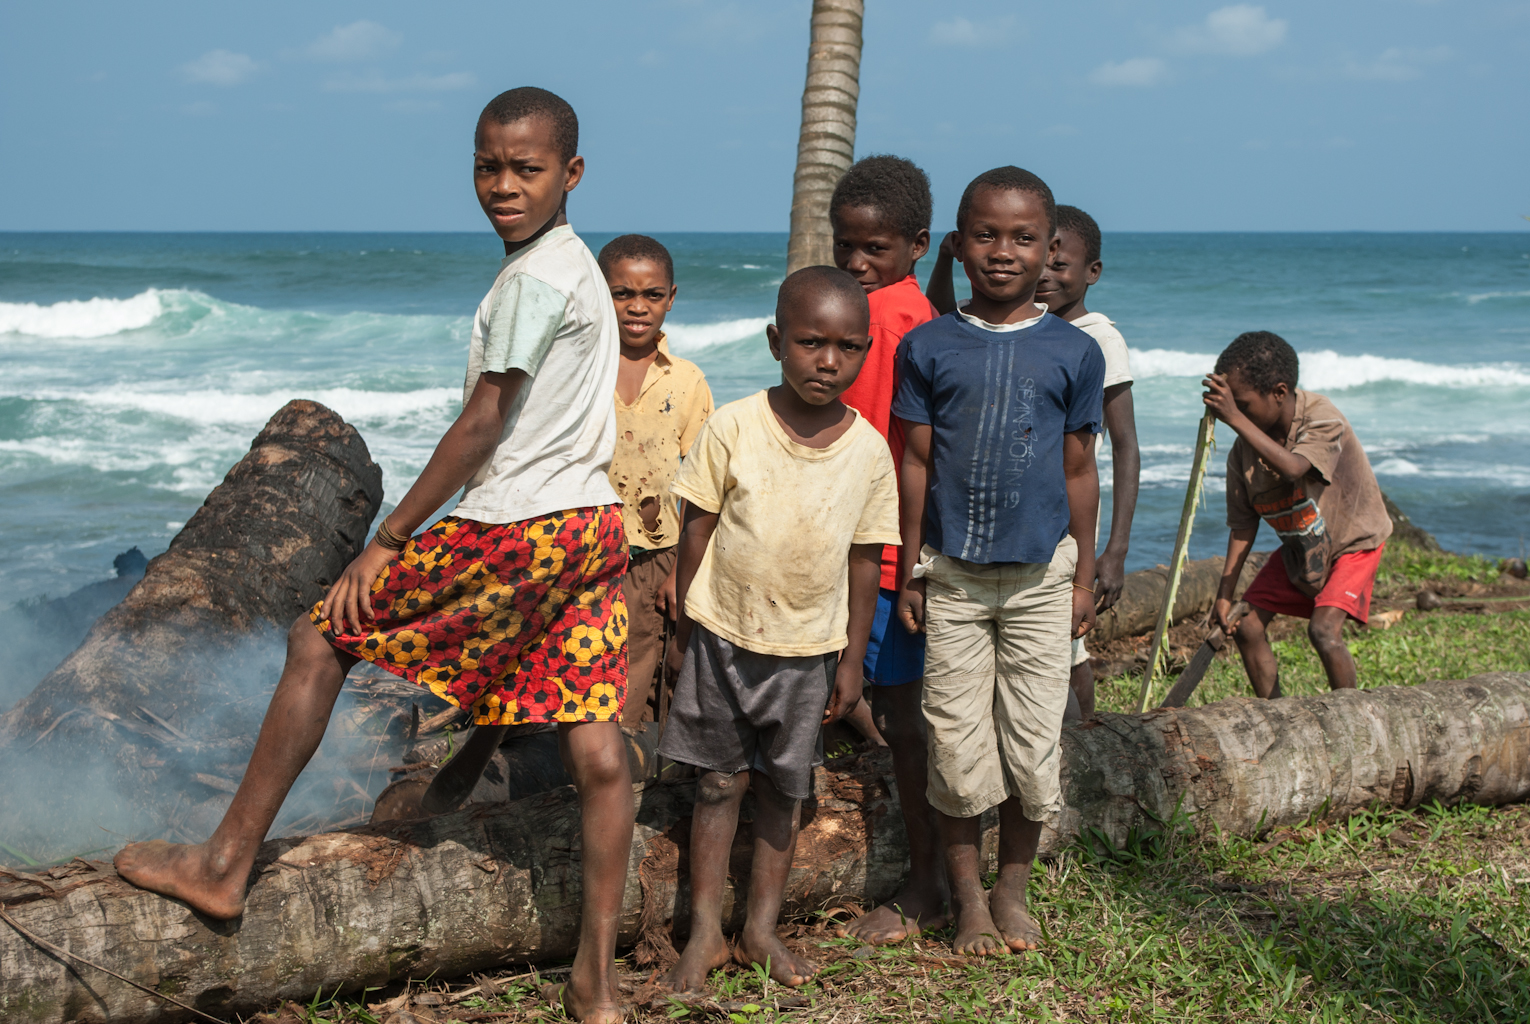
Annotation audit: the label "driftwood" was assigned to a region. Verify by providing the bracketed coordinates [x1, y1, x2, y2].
[4, 672, 1528, 1024]
[0, 401, 383, 861]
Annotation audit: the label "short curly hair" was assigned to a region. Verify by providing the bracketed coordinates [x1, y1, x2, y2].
[776, 266, 869, 330]
[597, 234, 674, 284]
[1055, 205, 1102, 265]
[1215, 331, 1299, 394]
[956, 166, 1055, 233]
[829, 155, 933, 242]
[476, 87, 578, 163]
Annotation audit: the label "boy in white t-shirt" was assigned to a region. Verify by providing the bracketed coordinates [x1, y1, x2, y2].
[1034, 205, 1139, 719]
[115, 88, 633, 1024]
[659, 267, 900, 993]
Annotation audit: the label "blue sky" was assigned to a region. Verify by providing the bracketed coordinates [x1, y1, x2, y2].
[2, 1, 1527, 232]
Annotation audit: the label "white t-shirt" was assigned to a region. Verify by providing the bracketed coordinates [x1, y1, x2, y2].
[453, 224, 622, 524]
[671, 391, 901, 657]
[1070, 311, 1133, 389]
[1070, 311, 1133, 460]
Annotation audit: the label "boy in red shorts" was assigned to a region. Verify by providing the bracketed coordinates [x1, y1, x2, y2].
[1204, 331, 1392, 697]
[114, 88, 633, 1024]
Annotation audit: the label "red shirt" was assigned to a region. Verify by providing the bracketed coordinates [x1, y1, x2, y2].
[840, 274, 937, 591]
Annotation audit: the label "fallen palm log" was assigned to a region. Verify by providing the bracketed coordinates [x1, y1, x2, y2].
[0, 401, 383, 861]
[4, 672, 1528, 1024]
[1092, 551, 1268, 643]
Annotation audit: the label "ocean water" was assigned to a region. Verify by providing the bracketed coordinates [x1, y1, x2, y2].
[2, 231, 1528, 614]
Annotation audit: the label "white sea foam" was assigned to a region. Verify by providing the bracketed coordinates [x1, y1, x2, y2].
[664, 316, 772, 352]
[0, 290, 167, 338]
[36, 385, 460, 425]
[1466, 290, 1530, 304]
[1129, 347, 1530, 389]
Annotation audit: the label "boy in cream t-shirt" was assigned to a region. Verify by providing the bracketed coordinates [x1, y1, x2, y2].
[660, 267, 899, 993]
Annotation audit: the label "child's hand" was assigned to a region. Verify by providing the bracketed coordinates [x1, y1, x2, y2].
[1202, 372, 1243, 426]
[823, 661, 863, 725]
[1071, 584, 1096, 640]
[936, 230, 959, 261]
[321, 541, 399, 637]
[1094, 550, 1127, 613]
[897, 579, 927, 635]
[657, 567, 679, 622]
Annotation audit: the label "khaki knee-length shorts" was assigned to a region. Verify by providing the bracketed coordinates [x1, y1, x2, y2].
[919, 535, 1076, 820]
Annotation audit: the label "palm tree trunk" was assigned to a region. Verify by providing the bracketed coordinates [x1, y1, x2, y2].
[786, 0, 863, 274]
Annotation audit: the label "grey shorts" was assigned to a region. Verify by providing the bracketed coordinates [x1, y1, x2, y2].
[657, 624, 835, 800]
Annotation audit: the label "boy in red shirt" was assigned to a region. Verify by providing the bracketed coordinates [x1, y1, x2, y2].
[828, 154, 948, 944]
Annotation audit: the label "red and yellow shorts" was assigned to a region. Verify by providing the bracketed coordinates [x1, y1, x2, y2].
[312, 506, 629, 724]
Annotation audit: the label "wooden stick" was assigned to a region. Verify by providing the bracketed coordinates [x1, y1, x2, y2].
[1135, 410, 1217, 713]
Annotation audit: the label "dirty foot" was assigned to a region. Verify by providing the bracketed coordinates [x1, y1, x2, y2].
[989, 886, 1042, 952]
[664, 928, 731, 993]
[734, 927, 816, 986]
[949, 900, 1005, 956]
[839, 887, 949, 945]
[113, 840, 248, 920]
[543, 981, 625, 1024]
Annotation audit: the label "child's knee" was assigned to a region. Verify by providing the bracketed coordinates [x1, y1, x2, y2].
[1308, 615, 1346, 651]
[570, 730, 630, 789]
[1235, 613, 1267, 645]
[696, 770, 749, 805]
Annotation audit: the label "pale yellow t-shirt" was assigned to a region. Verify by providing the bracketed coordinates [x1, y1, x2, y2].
[671, 390, 901, 657]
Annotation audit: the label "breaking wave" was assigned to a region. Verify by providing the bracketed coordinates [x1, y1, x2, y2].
[1129, 348, 1530, 389]
[0, 290, 169, 338]
[664, 316, 773, 352]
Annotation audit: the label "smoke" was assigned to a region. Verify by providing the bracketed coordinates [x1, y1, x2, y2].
[0, 582, 439, 867]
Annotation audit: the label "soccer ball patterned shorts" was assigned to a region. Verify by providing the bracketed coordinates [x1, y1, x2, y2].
[312, 506, 628, 725]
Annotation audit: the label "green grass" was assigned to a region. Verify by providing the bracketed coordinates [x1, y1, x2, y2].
[1374, 545, 1507, 591]
[279, 802, 1530, 1023]
[1096, 611, 1530, 713]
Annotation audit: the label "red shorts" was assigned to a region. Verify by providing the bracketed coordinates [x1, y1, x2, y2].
[313, 507, 628, 725]
[1242, 544, 1385, 624]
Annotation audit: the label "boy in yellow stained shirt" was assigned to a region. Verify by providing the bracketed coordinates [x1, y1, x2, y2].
[598, 235, 714, 731]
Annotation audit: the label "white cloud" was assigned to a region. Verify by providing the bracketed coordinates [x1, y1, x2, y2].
[181, 49, 259, 86]
[929, 15, 1017, 47]
[1173, 5, 1287, 56]
[1344, 46, 1452, 81]
[307, 21, 402, 62]
[1090, 57, 1169, 87]
[323, 71, 475, 94]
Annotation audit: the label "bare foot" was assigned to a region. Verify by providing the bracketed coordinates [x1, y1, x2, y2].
[113, 840, 248, 920]
[734, 927, 816, 987]
[544, 982, 625, 1024]
[664, 928, 731, 993]
[839, 887, 950, 945]
[989, 885, 1041, 952]
[949, 900, 1005, 956]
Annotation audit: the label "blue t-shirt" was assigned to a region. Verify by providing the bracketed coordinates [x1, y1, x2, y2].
[892, 310, 1106, 564]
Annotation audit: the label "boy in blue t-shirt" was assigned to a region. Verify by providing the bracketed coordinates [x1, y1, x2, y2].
[892, 166, 1104, 957]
